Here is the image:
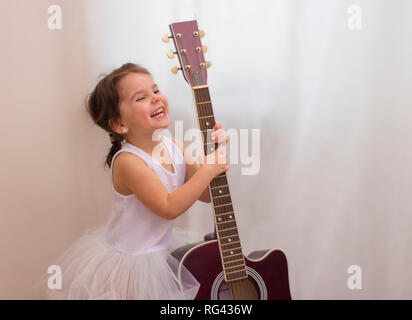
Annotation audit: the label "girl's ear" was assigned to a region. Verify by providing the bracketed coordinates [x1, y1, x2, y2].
[108, 118, 123, 135]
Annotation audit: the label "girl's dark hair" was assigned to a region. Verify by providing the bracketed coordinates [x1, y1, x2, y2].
[86, 63, 150, 168]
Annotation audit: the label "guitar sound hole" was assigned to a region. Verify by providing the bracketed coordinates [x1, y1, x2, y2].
[217, 278, 260, 300]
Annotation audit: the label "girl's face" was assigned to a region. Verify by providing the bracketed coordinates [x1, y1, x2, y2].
[116, 72, 170, 137]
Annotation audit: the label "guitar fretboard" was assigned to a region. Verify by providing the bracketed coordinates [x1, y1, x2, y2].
[193, 85, 247, 282]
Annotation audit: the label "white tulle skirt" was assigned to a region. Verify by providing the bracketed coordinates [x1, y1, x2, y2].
[33, 225, 201, 300]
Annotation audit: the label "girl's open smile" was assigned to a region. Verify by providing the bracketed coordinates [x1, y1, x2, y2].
[150, 106, 168, 120]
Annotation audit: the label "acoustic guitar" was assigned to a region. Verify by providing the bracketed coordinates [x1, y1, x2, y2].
[162, 20, 292, 300]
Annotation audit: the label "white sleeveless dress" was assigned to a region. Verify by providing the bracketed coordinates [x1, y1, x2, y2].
[35, 135, 201, 300]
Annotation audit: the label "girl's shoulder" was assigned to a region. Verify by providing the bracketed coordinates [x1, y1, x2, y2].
[113, 151, 150, 173]
[112, 151, 150, 196]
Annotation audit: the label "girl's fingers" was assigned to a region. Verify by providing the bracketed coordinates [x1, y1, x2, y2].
[212, 132, 229, 143]
[211, 128, 227, 138]
[211, 128, 222, 136]
[211, 125, 228, 145]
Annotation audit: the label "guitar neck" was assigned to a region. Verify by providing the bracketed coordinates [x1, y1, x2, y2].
[192, 85, 247, 282]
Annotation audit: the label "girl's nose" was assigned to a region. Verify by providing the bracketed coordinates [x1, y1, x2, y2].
[151, 93, 160, 103]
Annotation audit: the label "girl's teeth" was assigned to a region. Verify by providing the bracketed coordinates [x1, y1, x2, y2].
[152, 111, 165, 119]
[151, 108, 165, 118]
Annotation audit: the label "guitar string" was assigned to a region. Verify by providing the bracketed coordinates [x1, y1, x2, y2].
[176, 33, 247, 298]
[172, 33, 234, 298]
[196, 86, 238, 298]
[197, 85, 235, 298]
[181, 35, 244, 299]
[207, 88, 247, 298]
[198, 86, 246, 298]
[199, 87, 248, 299]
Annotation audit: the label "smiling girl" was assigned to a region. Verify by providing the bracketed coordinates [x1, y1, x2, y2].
[39, 63, 229, 300]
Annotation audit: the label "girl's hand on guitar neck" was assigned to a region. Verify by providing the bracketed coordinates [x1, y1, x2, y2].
[198, 123, 229, 179]
[210, 122, 229, 145]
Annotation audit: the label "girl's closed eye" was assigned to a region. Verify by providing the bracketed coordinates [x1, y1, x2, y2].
[136, 90, 159, 102]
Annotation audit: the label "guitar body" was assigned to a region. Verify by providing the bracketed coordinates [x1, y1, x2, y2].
[172, 239, 292, 300]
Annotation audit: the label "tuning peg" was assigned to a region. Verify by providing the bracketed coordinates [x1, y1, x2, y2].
[167, 49, 176, 59]
[202, 45, 208, 53]
[161, 34, 172, 43]
[206, 61, 212, 68]
[171, 66, 181, 74]
[199, 29, 205, 38]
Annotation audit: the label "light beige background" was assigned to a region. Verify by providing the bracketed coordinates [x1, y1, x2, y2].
[1, 0, 412, 299]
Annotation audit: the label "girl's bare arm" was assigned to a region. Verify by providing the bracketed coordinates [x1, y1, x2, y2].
[172, 123, 228, 203]
[172, 137, 211, 203]
[114, 146, 227, 220]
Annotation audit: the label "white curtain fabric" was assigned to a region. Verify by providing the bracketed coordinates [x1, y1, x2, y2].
[2, 0, 411, 299]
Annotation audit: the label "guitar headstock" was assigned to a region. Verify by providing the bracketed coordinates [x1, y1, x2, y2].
[163, 20, 210, 87]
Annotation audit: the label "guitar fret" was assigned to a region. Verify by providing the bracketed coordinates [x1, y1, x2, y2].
[217, 222, 236, 231]
[216, 208, 234, 216]
[211, 184, 228, 189]
[213, 194, 231, 200]
[222, 246, 242, 253]
[216, 211, 233, 216]
[213, 198, 232, 208]
[219, 232, 237, 240]
[214, 203, 232, 209]
[213, 194, 230, 200]
[223, 252, 243, 259]
[227, 272, 248, 281]
[198, 115, 214, 119]
[221, 240, 240, 247]
[222, 243, 242, 253]
[225, 264, 246, 272]
[216, 211, 234, 217]
[223, 258, 244, 266]
[196, 101, 211, 105]
[225, 259, 246, 269]
[199, 121, 214, 130]
[211, 187, 230, 198]
[221, 246, 241, 255]
[221, 243, 241, 253]
[218, 226, 238, 233]
[211, 180, 227, 186]
[194, 89, 211, 99]
[210, 176, 228, 188]
[217, 219, 236, 225]
[217, 229, 238, 238]
[219, 230, 238, 241]
[225, 269, 246, 276]
[220, 235, 239, 246]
